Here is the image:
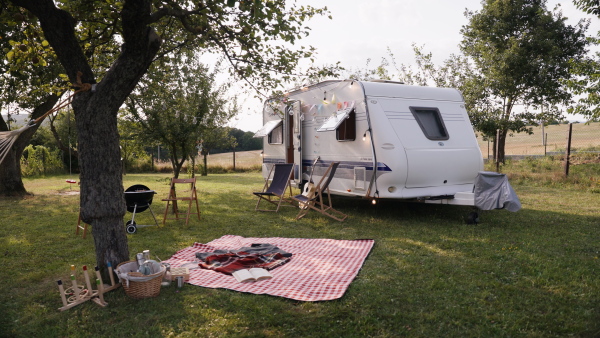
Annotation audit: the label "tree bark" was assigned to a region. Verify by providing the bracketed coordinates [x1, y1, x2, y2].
[497, 129, 508, 164]
[0, 95, 59, 196]
[11, 0, 161, 273]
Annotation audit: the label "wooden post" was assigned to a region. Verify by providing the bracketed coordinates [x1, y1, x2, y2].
[564, 123, 573, 177]
[233, 147, 236, 171]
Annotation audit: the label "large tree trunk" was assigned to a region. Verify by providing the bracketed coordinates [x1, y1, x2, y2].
[13, 0, 161, 273]
[0, 95, 59, 197]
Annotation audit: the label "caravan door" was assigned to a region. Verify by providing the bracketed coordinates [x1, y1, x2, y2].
[286, 101, 302, 185]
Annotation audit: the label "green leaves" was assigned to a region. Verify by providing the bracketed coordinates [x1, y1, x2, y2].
[459, 0, 589, 158]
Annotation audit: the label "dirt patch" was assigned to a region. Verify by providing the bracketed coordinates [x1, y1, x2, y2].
[56, 191, 80, 196]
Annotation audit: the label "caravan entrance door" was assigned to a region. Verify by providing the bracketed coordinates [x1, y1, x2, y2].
[285, 101, 302, 185]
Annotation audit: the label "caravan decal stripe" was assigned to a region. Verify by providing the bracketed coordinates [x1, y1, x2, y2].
[302, 159, 391, 172]
[263, 158, 392, 172]
[263, 158, 287, 164]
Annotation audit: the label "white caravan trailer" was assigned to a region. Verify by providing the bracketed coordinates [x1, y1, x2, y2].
[254, 80, 484, 208]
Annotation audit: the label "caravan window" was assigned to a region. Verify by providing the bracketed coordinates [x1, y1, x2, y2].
[317, 107, 356, 141]
[336, 109, 356, 141]
[254, 120, 283, 144]
[268, 123, 283, 144]
[409, 107, 449, 140]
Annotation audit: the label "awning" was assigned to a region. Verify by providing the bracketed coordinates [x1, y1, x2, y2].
[253, 120, 282, 138]
[317, 107, 354, 132]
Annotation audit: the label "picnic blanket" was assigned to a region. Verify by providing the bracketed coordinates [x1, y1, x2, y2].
[163, 235, 375, 301]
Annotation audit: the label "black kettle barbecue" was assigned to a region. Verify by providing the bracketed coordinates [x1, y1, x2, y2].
[124, 184, 158, 234]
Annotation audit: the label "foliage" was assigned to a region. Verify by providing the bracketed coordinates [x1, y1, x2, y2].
[117, 111, 150, 174]
[19, 144, 64, 176]
[0, 173, 598, 337]
[201, 127, 263, 154]
[566, 52, 600, 120]
[0, 3, 66, 196]
[574, 0, 600, 16]
[460, 0, 589, 160]
[568, 0, 600, 120]
[197, 126, 236, 176]
[127, 57, 236, 178]
[0, 4, 66, 108]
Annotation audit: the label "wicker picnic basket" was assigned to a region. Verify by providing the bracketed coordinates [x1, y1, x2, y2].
[116, 261, 165, 299]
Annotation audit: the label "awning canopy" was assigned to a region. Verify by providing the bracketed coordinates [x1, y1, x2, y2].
[253, 120, 282, 138]
[317, 107, 354, 132]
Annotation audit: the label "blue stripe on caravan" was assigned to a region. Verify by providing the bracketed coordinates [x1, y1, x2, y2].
[262, 158, 287, 164]
[264, 158, 392, 172]
[301, 159, 392, 172]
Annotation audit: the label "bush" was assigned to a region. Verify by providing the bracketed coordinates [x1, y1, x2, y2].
[20, 145, 65, 177]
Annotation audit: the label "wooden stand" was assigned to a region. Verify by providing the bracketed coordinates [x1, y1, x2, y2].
[56, 264, 121, 311]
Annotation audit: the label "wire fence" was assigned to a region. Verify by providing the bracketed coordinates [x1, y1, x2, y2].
[476, 122, 600, 176]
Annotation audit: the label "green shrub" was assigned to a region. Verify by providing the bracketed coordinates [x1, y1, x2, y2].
[20, 145, 65, 177]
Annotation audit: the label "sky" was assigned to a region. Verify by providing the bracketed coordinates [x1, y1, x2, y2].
[228, 0, 600, 132]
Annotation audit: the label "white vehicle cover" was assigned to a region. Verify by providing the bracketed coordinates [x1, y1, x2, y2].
[473, 171, 521, 212]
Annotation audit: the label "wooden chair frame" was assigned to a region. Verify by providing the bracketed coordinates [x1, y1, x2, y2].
[253, 163, 295, 212]
[162, 178, 201, 226]
[291, 162, 348, 221]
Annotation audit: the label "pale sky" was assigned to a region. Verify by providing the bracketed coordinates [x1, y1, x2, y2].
[229, 0, 600, 132]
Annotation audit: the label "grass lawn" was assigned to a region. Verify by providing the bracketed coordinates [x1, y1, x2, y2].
[0, 172, 598, 337]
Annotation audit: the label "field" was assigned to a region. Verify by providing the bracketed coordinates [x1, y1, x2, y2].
[0, 171, 598, 337]
[477, 122, 600, 157]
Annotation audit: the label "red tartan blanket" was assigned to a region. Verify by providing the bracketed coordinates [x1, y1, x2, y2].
[163, 235, 375, 302]
[196, 243, 292, 274]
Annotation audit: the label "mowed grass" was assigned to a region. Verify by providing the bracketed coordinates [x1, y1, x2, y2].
[0, 172, 599, 337]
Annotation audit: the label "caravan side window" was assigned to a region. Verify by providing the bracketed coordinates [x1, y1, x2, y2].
[336, 109, 356, 141]
[268, 123, 283, 144]
[409, 107, 449, 140]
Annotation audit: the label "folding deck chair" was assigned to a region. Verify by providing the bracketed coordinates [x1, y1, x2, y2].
[253, 163, 295, 212]
[291, 162, 348, 221]
[162, 178, 201, 226]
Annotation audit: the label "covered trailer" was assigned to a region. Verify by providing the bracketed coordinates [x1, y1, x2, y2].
[254, 80, 517, 214]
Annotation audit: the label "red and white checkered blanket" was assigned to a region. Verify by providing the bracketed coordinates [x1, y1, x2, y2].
[163, 235, 375, 301]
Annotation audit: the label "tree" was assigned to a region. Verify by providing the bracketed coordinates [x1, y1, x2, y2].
[568, 0, 600, 120]
[117, 111, 148, 174]
[460, 0, 589, 161]
[128, 57, 235, 178]
[197, 126, 236, 176]
[8, 0, 333, 272]
[0, 4, 64, 196]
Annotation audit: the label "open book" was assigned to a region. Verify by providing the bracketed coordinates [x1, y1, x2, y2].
[232, 268, 273, 283]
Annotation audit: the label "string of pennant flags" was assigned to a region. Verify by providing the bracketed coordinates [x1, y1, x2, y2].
[297, 100, 356, 122]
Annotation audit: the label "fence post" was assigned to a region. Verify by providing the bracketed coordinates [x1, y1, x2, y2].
[564, 123, 573, 177]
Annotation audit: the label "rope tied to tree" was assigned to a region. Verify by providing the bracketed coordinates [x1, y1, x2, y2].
[32, 71, 92, 125]
[0, 71, 92, 166]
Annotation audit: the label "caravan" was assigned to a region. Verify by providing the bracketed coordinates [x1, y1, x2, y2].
[254, 79, 485, 208]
